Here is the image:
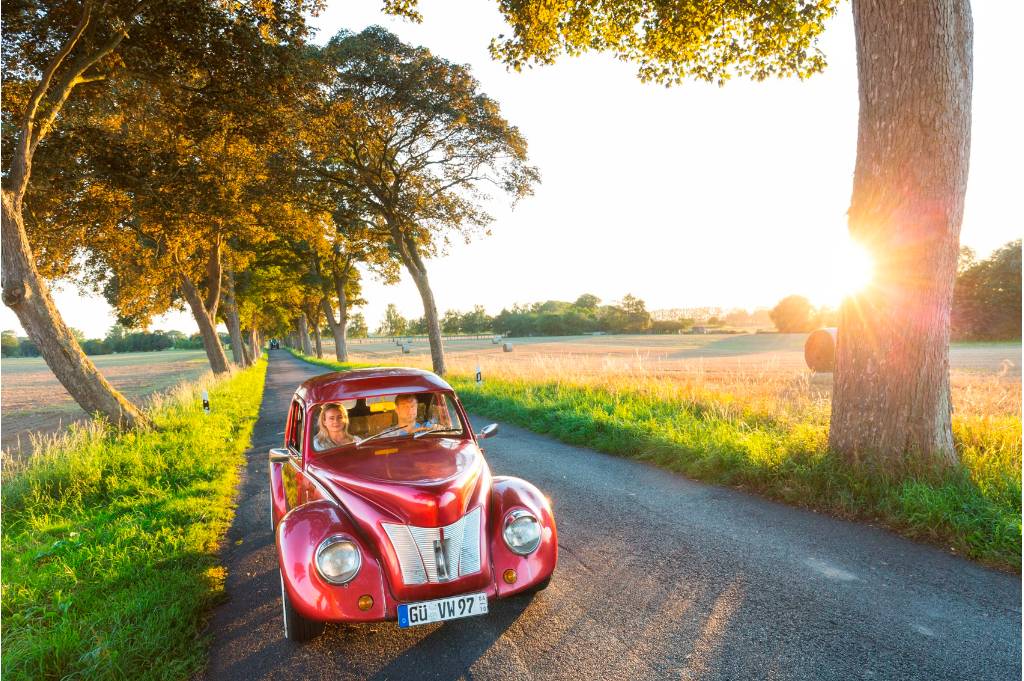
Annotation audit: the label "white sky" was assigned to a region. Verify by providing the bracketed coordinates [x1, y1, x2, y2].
[3, 0, 1021, 337]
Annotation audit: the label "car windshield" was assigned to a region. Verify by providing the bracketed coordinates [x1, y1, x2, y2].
[309, 392, 465, 453]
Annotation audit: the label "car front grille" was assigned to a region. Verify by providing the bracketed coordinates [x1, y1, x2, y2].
[382, 508, 482, 585]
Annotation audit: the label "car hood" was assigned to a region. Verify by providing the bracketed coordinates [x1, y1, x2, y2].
[307, 437, 487, 528]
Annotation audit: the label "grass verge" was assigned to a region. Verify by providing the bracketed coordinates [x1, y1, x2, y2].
[1, 358, 268, 681]
[287, 349, 1021, 572]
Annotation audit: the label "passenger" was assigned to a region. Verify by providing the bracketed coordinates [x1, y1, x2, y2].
[393, 394, 435, 435]
[313, 403, 361, 451]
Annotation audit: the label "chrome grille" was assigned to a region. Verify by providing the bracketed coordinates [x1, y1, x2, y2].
[382, 508, 482, 585]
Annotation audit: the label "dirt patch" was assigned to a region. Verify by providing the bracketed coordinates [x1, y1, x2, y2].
[1, 350, 211, 455]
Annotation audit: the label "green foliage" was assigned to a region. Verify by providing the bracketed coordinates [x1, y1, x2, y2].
[952, 239, 1021, 340]
[1, 330, 21, 357]
[493, 293, 654, 336]
[1, 359, 269, 680]
[348, 312, 369, 339]
[385, 0, 838, 86]
[377, 304, 409, 336]
[769, 294, 816, 332]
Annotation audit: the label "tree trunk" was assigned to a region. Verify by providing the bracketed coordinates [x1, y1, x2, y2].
[304, 302, 323, 358]
[297, 316, 312, 356]
[389, 220, 446, 375]
[312, 320, 323, 358]
[2, 190, 149, 429]
[831, 0, 972, 468]
[223, 270, 246, 367]
[241, 328, 254, 366]
[250, 328, 261, 359]
[321, 298, 349, 362]
[180, 273, 230, 374]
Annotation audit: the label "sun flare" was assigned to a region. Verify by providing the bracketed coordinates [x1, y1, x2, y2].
[808, 238, 876, 308]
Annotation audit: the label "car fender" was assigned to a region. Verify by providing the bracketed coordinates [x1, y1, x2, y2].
[488, 476, 558, 596]
[276, 499, 389, 622]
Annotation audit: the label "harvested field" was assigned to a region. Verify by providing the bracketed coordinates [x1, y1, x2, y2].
[320, 334, 1021, 419]
[1, 350, 211, 455]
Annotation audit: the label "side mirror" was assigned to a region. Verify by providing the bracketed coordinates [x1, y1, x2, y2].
[476, 423, 498, 440]
[269, 447, 291, 463]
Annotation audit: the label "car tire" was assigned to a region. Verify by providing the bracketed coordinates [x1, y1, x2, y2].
[280, 572, 324, 642]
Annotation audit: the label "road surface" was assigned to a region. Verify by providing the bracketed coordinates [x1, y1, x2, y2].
[201, 350, 1020, 680]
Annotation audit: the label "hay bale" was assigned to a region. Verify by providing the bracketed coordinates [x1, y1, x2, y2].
[491, 336, 500, 344]
[503, 342, 513, 352]
[402, 343, 411, 354]
[804, 327, 837, 372]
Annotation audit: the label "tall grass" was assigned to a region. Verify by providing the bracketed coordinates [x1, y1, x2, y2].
[1, 359, 268, 681]
[291, 349, 1021, 571]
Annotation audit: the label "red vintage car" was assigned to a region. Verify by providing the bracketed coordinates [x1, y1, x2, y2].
[269, 367, 558, 641]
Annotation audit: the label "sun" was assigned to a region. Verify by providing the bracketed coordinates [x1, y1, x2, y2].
[808, 238, 876, 308]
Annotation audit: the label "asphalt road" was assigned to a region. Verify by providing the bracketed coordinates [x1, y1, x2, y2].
[200, 350, 1021, 680]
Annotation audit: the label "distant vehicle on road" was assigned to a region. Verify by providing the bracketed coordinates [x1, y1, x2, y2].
[269, 339, 280, 349]
[269, 367, 557, 641]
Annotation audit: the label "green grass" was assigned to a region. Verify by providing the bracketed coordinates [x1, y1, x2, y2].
[287, 349, 1021, 572]
[1, 358, 268, 681]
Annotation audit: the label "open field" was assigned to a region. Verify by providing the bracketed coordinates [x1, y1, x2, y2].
[319, 334, 1021, 420]
[1, 350, 211, 455]
[327, 333, 1021, 375]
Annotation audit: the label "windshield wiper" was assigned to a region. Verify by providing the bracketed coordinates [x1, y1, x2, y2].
[413, 426, 461, 439]
[357, 425, 407, 445]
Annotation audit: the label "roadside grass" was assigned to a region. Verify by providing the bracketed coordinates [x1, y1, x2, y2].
[288, 349, 1021, 571]
[1, 358, 268, 681]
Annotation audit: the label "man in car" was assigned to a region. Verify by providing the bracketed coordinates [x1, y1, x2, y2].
[393, 394, 435, 435]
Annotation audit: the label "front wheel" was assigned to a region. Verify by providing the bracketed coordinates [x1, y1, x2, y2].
[280, 572, 324, 642]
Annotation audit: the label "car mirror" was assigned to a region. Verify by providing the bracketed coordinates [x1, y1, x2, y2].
[476, 423, 498, 440]
[269, 447, 291, 463]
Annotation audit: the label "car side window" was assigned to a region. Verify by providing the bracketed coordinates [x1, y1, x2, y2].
[286, 401, 304, 457]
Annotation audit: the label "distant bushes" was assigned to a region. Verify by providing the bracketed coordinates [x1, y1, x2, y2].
[0, 325, 231, 358]
[953, 240, 1021, 341]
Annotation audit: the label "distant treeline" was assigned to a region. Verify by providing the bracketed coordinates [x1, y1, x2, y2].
[953, 240, 1021, 341]
[0, 325, 231, 358]
[376, 294, 774, 338]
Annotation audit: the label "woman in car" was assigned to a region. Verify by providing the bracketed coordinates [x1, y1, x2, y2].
[313, 403, 361, 451]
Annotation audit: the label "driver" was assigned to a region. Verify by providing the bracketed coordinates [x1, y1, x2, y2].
[392, 394, 435, 436]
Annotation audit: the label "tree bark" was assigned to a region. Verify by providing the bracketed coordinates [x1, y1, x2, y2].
[388, 219, 446, 375]
[305, 302, 323, 358]
[831, 0, 972, 468]
[241, 328, 254, 366]
[2, 190, 149, 429]
[179, 272, 230, 374]
[297, 315, 312, 355]
[223, 270, 246, 367]
[321, 298, 349, 362]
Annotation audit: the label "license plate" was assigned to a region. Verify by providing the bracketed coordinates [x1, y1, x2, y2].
[397, 592, 488, 628]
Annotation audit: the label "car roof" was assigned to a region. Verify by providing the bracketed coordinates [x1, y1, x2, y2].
[295, 367, 455, 403]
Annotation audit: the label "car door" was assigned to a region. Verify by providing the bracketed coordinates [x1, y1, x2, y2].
[281, 399, 305, 510]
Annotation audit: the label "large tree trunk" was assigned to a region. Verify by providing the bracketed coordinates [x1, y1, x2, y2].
[303, 302, 323, 358]
[179, 272, 230, 374]
[321, 298, 349, 362]
[831, 0, 972, 468]
[2, 191, 148, 429]
[389, 221, 446, 375]
[241, 328, 254, 366]
[297, 315, 312, 355]
[223, 270, 246, 367]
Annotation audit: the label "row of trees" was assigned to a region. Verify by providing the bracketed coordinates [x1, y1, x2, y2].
[3, 3, 535, 430]
[1, 326, 225, 358]
[3, 0, 982, 468]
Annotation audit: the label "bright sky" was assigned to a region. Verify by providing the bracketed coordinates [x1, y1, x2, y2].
[3, 0, 1020, 337]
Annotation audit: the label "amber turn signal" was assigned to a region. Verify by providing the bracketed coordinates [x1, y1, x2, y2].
[502, 569, 517, 584]
[357, 595, 373, 611]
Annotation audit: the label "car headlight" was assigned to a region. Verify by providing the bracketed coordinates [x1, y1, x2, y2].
[315, 536, 361, 584]
[503, 510, 542, 555]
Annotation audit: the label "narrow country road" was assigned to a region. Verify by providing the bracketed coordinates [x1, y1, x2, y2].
[200, 350, 1021, 680]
